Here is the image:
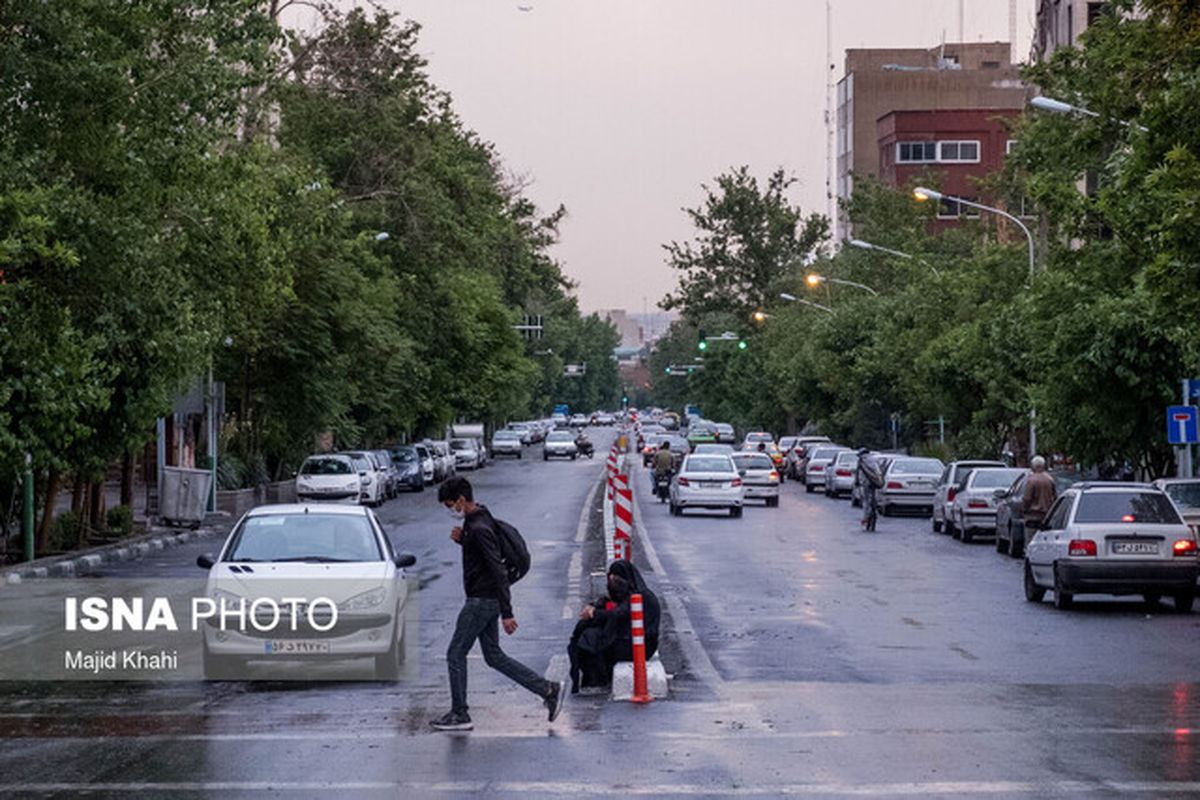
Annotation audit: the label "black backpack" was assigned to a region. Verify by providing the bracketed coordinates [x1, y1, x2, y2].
[492, 516, 531, 584]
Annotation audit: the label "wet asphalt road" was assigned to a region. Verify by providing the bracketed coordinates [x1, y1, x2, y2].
[4, 435, 1200, 798]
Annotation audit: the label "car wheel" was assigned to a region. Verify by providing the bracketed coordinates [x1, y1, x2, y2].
[1053, 565, 1074, 610]
[374, 622, 406, 680]
[571, 454, 577, 460]
[731, 507, 743, 518]
[932, 515, 943, 534]
[996, 530, 1007, 554]
[543, 453, 548, 461]
[1023, 561, 1046, 603]
[1174, 593, 1195, 613]
[202, 645, 244, 680]
[805, 484, 814, 494]
[961, 527, 973, 544]
[1143, 593, 1162, 608]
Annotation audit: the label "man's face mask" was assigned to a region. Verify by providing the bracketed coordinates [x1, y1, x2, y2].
[445, 500, 465, 521]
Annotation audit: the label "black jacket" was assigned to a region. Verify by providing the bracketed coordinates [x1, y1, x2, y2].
[460, 506, 513, 618]
[587, 560, 660, 655]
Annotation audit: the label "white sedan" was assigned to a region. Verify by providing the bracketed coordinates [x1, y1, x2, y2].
[196, 504, 417, 680]
[669, 454, 745, 517]
[731, 452, 780, 507]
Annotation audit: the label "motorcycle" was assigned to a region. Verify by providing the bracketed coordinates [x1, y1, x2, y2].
[654, 471, 672, 503]
[575, 436, 595, 458]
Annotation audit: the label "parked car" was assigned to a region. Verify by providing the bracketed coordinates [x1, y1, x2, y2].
[195, 504, 417, 680]
[932, 460, 1006, 535]
[543, 430, 579, 460]
[1024, 483, 1200, 611]
[715, 423, 736, 444]
[370, 449, 399, 499]
[506, 423, 534, 445]
[876, 457, 945, 516]
[824, 450, 859, 498]
[425, 440, 456, 481]
[669, 454, 744, 517]
[490, 430, 524, 459]
[343, 451, 386, 506]
[295, 454, 363, 505]
[804, 446, 849, 494]
[388, 445, 426, 492]
[791, 436, 833, 481]
[412, 443, 436, 485]
[947, 467, 1027, 542]
[731, 452, 780, 507]
[450, 438, 485, 470]
[1153, 478, 1200, 536]
[995, 471, 1078, 557]
[850, 452, 894, 508]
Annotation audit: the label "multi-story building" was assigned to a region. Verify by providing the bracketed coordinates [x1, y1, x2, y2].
[877, 108, 1024, 231]
[1032, 0, 1112, 62]
[835, 42, 1026, 236]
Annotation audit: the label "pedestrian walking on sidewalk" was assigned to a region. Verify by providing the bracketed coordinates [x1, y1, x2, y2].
[430, 476, 565, 732]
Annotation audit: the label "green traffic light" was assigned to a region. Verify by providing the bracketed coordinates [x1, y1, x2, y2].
[664, 367, 670, 373]
[738, 340, 747, 350]
[698, 340, 708, 351]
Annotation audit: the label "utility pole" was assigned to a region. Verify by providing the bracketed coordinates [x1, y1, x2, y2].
[824, 0, 835, 230]
[23, 453, 34, 562]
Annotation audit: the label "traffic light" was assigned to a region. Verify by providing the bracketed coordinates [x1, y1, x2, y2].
[697, 328, 707, 351]
[738, 339, 748, 350]
[664, 366, 671, 374]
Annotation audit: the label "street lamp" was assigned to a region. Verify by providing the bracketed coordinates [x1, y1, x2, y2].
[848, 239, 939, 277]
[752, 310, 770, 322]
[912, 186, 1035, 285]
[805, 272, 878, 296]
[779, 292, 834, 314]
[1030, 96, 1148, 132]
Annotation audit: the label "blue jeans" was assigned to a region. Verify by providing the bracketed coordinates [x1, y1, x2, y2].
[447, 597, 551, 715]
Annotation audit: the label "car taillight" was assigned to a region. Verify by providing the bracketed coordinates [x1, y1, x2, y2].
[1121, 514, 1136, 523]
[886, 482, 902, 490]
[731, 478, 742, 487]
[1173, 540, 1198, 557]
[967, 500, 988, 509]
[812, 465, 824, 472]
[836, 469, 852, 476]
[677, 477, 690, 486]
[768, 472, 779, 481]
[1069, 539, 1097, 557]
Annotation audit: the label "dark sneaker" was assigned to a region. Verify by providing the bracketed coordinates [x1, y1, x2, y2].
[545, 680, 566, 722]
[429, 711, 472, 731]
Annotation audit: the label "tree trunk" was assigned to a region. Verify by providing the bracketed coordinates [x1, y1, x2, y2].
[120, 451, 134, 507]
[88, 480, 104, 539]
[71, 476, 84, 515]
[36, 468, 61, 554]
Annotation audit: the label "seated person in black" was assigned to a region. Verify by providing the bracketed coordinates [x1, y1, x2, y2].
[567, 559, 661, 693]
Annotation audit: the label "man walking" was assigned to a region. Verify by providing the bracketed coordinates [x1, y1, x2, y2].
[1022, 455, 1057, 534]
[431, 476, 565, 731]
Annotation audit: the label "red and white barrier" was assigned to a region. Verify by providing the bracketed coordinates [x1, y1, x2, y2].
[613, 476, 632, 562]
[629, 593, 653, 704]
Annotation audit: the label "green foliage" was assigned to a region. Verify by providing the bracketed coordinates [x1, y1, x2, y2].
[50, 511, 82, 554]
[105, 505, 133, 537]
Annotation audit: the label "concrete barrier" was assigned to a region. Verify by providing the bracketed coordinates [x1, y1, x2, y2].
[611, 655, 668, 701]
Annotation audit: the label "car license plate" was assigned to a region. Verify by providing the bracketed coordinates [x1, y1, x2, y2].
[266, 640, 330, 655]
[1112, 541, 1158, 555]
[701, 481, 722, 489]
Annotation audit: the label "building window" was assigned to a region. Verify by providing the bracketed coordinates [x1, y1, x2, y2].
[1005, 139, 1017, 155]
[1088, 2, 1109, 25]
[1019, 196, 1037, 219]
[938, 140, 980, 163]
[937, 197, 982, 220]
[897, 141, 937, 163]
[981, 61, 1000, 69]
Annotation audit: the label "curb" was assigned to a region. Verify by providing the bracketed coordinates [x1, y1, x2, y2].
[2, 520, 230, 583]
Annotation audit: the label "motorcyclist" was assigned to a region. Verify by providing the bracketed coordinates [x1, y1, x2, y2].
[574, 429, 592, 454]
[652, 440, 675, 494]
[855, 448, 884, 527]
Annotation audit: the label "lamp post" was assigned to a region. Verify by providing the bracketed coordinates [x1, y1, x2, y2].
[912, 187, 1035, 285]
[1030, 96, 1148, 132]
[913, 186, 1039, 461]
[805, 273, 878, 296]
[779, 293, 834, 313]
[848, 239, 939, 277]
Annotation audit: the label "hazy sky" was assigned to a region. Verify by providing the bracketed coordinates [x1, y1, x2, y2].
[292, 1, 1037, 313]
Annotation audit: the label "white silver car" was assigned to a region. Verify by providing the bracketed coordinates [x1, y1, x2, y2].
[450, 438, 484, 470]
[412, 443, 436, 485]
[1024, 483, 1199, 611]
[196, 504, 417, 680]
[543, 430, 579, 460]
[948, 467, 1026, 542]
[932, 460, 1006, 535]
[490, 430, 524, 458]
[731, 452, 779, 507]
[342, 451, 385, 507]
[295, 455, 363, 505]
[877, 457, 945, 516]
[804, 446, 849, 493]
[669, 454, 744, 517]
[824, 450, 859, 498]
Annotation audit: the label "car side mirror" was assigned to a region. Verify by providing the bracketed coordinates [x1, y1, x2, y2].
[394, 553, 417, 568]
[359, 471, 368, 477]
[993, 489, 1006, 499]
[196, 553, 216, 570]
[738, 470, 747, 477]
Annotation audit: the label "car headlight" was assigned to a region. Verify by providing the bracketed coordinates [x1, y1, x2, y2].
[211, 588, 242, 604]
[339, 586, 387, 611]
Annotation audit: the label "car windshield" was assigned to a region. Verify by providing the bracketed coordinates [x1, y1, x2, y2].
[685, 456, 735, 474]
[891, 458, 943, 475]
[450, 439, 473, 450]
[1075, 491, 1182, 525]
[390, 447, 417, 463]
[969, 468, 1025, 488]
[299, 458, 353, 476]
[834, 452, 858, 465]
[811, 448, 842, 461]
[732, 454, 773, 470]
[746, 433, 773, 442]
[225, 514, 382, 562]
[547, 432, 574, 442]
[665, 437, 689, 450]
[1164, 483, 1200, 512]
[495, 431, 520, 440]
[694, 444, 733, 455]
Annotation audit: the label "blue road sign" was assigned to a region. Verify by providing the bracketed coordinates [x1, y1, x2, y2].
[1188, 379, 1200, 401]
[1167, 406, 1198, 445]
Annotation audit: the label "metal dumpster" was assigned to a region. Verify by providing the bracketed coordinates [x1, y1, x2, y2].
[160, 467, 213, 528]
